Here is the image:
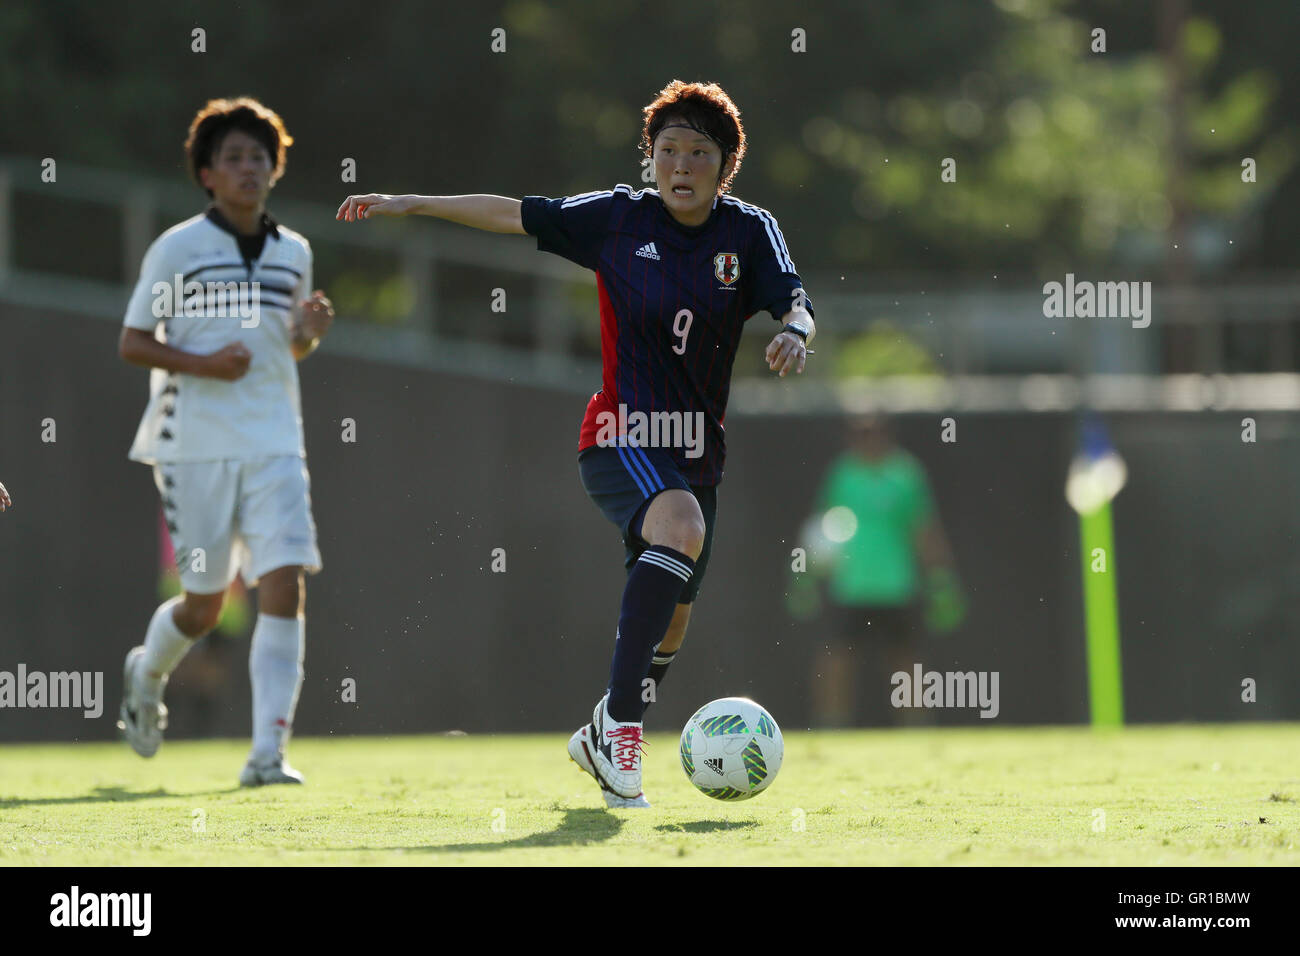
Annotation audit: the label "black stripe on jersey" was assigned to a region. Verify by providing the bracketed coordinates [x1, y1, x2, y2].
[181, 287, 295, 303]
[184, 264, 302, 286]
[179, 269, 297, 300]
[183, 263, 245, 283]
[179, 290, 296, 312]
[184, 283, 296, 303]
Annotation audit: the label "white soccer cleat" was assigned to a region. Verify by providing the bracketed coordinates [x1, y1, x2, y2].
[117, 645, 167, 758]
[568, 723, 652, 808]
[567, 694, 646, 802]
[603, 790, 652, 809]
[239, 755, 305, 787]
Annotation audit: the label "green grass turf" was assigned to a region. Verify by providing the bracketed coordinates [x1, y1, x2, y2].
[1, 724, 1297, 865]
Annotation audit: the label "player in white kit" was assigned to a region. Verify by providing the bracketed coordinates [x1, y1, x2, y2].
[116, 98, 333, 786]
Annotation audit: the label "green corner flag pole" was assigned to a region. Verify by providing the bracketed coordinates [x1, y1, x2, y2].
[1080, 502, 1124, 726]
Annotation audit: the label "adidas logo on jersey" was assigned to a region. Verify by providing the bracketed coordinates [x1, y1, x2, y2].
[635, 242, 661, 261]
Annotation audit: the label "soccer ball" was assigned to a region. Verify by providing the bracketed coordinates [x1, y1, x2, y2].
[679, 697, 783, 800]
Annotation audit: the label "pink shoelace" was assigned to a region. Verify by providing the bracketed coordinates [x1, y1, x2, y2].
[605, 725, 646, 771]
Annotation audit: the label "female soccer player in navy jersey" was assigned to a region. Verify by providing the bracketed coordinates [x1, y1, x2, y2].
[339, 80, 814, 807]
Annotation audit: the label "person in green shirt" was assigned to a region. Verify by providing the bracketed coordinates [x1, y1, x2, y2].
[795, 414, 963, 725]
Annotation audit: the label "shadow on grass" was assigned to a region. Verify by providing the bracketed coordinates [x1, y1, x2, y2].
[0, 785, 239, 807]
[345, 808, 625, 855]
[653, 820, 759, 835]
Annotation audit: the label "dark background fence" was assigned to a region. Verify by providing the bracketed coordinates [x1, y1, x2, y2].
[2, 304, 1294, 741]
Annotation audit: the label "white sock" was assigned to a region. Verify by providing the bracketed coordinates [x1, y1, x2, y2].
[139, 596, 195, 701]
[249, 613, 305, 763]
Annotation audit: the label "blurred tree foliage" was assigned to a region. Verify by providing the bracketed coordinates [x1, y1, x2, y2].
[1, 0, 1296, 281]
[834, 321, 943, 378]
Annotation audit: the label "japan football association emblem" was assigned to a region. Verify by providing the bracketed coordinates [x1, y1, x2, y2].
[713, 252, 740, 286]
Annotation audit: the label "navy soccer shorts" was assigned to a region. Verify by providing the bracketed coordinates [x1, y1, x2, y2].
[578, 445, 718, 604]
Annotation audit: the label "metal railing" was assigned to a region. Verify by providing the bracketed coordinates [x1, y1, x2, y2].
[3, 154, 1298, 408]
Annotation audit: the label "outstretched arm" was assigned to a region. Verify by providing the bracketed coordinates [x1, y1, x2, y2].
[336, 194, 525, 234]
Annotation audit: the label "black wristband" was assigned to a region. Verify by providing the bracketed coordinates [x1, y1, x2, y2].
[781, 323, 809, 342]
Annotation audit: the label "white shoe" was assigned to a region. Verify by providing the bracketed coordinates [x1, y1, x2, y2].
[568, 694, 645, 801]
[239, 756, 304, 787]
[603, 790, 652, 809]
[568, 723, 652, 807]
[117, 646, 166, 758]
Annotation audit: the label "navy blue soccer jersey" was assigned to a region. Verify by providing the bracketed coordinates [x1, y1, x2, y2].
[521, 184, 813, 486]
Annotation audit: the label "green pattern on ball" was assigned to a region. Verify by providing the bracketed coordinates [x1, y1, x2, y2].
[680, 726, 695, 776]
[698, 714, 748, 737]
[698, 786, 749, 800]
[742, 739, 768, 787]
[756, 712, 777, 738]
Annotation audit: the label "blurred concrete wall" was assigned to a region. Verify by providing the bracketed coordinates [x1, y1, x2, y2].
[1, 305, 1296, 742]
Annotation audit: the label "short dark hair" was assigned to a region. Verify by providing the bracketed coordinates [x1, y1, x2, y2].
[640, 80, 746, 195]
[184, 97, 293, 197]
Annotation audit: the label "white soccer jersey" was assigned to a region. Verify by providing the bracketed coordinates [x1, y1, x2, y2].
[123, 209, 312, 464]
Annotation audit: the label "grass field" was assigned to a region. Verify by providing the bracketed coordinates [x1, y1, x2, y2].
[1, 724, 1297, 865]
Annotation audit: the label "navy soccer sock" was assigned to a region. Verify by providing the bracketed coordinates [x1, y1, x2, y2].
[606, 546, 694, 722]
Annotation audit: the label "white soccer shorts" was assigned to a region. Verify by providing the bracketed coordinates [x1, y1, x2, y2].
[153, 455, 322, 594]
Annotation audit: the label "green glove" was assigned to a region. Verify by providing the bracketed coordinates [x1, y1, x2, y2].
[925, 568, 965, 633]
